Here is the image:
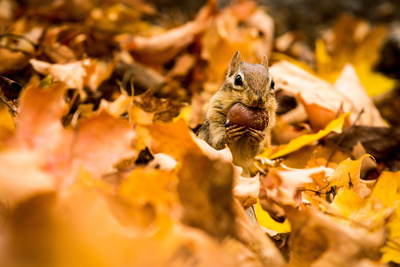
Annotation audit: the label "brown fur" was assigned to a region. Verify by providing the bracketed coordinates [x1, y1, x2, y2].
[197, 51, 276, 175]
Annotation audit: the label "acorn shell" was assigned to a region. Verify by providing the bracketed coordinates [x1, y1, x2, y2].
[225, 103, 269, 131]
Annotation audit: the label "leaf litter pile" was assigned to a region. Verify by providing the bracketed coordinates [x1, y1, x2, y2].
[1, 0, 400, 266]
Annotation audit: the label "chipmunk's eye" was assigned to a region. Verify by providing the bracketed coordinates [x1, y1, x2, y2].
[234, 75, 243, 86]
[271, 79, 275, 90]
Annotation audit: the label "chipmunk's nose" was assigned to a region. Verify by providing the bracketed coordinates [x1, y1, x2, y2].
[251, 93, 265, 108]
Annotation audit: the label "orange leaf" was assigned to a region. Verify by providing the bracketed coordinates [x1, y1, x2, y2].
[15, 82, 67, 151]
[144, 118, 202, 160]
[72, 110, 136, 176]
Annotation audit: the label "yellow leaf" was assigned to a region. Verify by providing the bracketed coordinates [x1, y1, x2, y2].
[264, 112, 349, 159]
[315, 39, 339, 82]
[0, 105, 15, 145]
[328, 155, 373, 198]
[330, 171, 400, 264]
[372, 171, 400, 264]
[355, 64, 397, 97]
[173, 105, 191, 125]
[271, 52, 316, 74]
[255, 200, 291, 233]
[315, 15, 395, 97]
[331, 188, 392, 230]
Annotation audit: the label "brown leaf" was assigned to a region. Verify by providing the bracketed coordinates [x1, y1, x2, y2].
[119, 1, 216, 65]
[284, 205, 385, 267]
[145, 119, 237, 239]
[0, 76, 23, 100]
[178, 151, 237, 240]
[328, 126, 400, 171]
[234, 199, 286, 266]
[133, 89, 182, 123]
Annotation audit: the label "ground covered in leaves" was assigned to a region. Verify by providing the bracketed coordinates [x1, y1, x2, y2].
[1, 0, 400, 266]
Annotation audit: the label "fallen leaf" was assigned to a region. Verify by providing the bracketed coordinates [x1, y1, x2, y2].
[370, 171, 400, 264]
[328, 155, 373, 198]
[262, 112, 349, 159]
[270, 61, 351, 131]
[255, 199, 291, 233]
[284, 205, 385, 267]
[0, 150, 54, 204]
[14, 82, 67, 151]
[315, 14, 396, 97]
[233, 199, 286, 266]
[233, 174, 260, 209]
[328, 126, 400, 171]
[133, 89, 182, 123]
[71, 110, 136, 177]
[334, 64, 387, 127]
[202, 1, 274, 84]
[0, 103, 15, 145]
[144, 118, 202, 160]
[30, 58, 116, 100]
[119, 1, 215, 65]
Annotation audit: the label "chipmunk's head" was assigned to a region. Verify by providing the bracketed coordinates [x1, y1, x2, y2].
[223, 51, 275, 109]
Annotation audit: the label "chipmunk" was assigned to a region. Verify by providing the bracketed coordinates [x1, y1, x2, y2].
[197, 51, 276, 176]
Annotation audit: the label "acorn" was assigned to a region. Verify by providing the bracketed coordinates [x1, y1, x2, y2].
[225, 103, 269, 131]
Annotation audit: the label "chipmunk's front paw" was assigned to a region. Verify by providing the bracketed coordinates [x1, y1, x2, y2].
[246, 128, 265, 142]
[225, 125, 247, 143]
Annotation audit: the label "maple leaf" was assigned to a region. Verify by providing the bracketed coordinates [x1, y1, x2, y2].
[14, 82, 67, 151]
[330, 171, 400, 264]
[328, 155, 373, 198]
[7, 82, 136, 189]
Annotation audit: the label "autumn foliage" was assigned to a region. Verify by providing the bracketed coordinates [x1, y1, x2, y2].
[0, 0, 399, 266]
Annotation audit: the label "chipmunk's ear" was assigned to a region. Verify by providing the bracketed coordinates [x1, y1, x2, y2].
[227, 51, 242, 76]
[261, 54, 269, 69]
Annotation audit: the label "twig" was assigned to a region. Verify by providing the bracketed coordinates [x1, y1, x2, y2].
[0, 95, 18, 115]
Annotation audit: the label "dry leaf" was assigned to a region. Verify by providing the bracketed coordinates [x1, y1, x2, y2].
[119, 1, 215, 65]
[30, 58, 115, 100]
[334, 64, 387, 127]
[202, 1, 274, 85]
[0, 150, 54, 204]
[328, 155, 373, 198]
[284, 205, 385, 267]
[14, 82, 68, 151]
[71, 110, 136, 177]
[316, 14, 396, 97]
[261, 112, 349, 159]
